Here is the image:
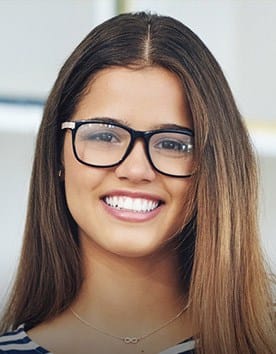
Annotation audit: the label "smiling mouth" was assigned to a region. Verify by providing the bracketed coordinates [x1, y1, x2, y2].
[102, 196, 163, 213]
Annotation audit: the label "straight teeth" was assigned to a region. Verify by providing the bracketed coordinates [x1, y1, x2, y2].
[104, 196, 160, 213]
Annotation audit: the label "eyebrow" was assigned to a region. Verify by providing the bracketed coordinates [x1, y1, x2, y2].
[89, 117, 129, 125]
[80, 117, 192, 131]
[153, 123, 192, 130]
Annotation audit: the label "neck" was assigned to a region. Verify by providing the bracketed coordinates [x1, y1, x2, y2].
[72, 236, 187, 333]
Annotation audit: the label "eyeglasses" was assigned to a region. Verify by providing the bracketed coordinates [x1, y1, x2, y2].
[61, 119, 195, 177]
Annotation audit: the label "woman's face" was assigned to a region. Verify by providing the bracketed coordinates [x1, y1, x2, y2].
[63, 66, 194, 258]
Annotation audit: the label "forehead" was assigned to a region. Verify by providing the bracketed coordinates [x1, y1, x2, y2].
[72, 66, 192, 130]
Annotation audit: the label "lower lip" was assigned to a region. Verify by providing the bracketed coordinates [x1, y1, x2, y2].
[101, 200, 163, 222]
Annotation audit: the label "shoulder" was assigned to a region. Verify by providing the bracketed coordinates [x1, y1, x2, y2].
[159, 338, 196, 354]
[0, 326, 50, 353]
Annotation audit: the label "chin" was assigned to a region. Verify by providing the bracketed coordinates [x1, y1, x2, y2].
[103, 237, 170, 259]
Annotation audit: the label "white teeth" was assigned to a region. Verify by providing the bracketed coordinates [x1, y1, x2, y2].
[104, 196, 159, 212]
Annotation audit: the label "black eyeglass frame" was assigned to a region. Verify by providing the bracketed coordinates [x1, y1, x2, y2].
[61, 119, 195, 178]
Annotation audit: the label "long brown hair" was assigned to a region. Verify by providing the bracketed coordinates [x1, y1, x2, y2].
[1, 12, 275, 353]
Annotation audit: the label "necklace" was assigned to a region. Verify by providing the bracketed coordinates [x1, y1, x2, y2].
[70, 302, 189, 344]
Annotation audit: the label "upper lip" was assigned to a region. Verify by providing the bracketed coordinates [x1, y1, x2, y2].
[100, 190, 165, 203]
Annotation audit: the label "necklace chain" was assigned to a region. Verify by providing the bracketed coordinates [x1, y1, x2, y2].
[70, 302, 189, 344]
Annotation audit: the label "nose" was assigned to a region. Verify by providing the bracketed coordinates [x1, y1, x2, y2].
[114, 140, 156, 183]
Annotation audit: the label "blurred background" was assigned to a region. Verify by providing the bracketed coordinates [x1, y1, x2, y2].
[0, 0, 275, 309]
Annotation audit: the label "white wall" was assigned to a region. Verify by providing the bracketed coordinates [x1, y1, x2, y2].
[0, 0, 275, 309]
[1, 0, 275, 120]
[127, 0, 276, 121]
[0, 0, 116, 98]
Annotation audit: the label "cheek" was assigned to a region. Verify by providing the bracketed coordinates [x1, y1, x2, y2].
[64, 162, 106, 198]
[169, 179, 195, 219]
[63, 135, 104, 190]
[171, 179, 191, 201]
[63, 163, 109, 235]
[63, 139, 107, 211]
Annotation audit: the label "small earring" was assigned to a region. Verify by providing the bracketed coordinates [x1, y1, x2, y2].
[58, 169, 62, 178]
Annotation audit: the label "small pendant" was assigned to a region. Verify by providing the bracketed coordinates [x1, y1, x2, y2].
[124, 336, 139, 344]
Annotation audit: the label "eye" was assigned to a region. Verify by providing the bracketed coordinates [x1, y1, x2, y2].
[78, 123, 123, 144]
[87, 131, 120, 143]
[154, 139, 193, 153]
[156, 139, 184, 151]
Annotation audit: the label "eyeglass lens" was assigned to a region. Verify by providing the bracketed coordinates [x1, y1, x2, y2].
[74, 123, 194, 176]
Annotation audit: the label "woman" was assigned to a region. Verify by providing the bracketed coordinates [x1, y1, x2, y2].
[0, 12, 275, 354]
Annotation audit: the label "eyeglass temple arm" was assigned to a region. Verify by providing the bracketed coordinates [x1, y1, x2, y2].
[61, 122, 75, 130]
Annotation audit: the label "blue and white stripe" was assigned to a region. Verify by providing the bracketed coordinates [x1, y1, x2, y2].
[160, 339, 195, 354]
[0, 326, 51, 353]
[0, 325, 195, 353]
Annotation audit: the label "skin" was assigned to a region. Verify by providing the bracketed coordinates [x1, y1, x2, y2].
[28, 66, 194, 354]
[64, 66, 193, 259]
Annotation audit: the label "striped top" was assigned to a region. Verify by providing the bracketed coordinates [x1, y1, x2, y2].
[0, 326, 195, 353]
